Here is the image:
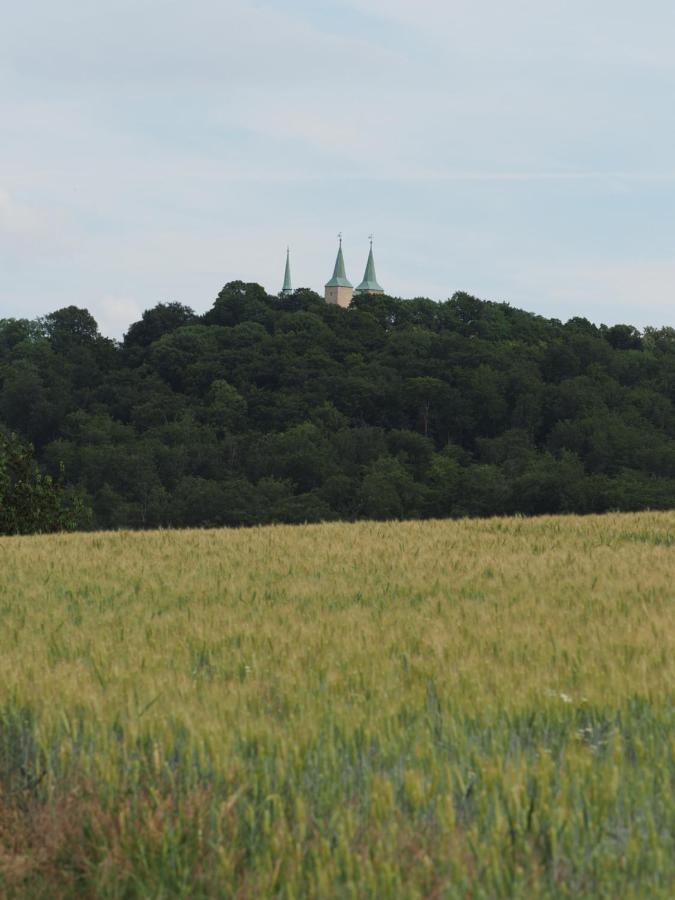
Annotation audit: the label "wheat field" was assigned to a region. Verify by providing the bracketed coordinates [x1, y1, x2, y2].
[0, 513, 673, 897]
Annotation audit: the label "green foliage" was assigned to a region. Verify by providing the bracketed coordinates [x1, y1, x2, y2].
[123, 301, 197, 349]
[2, 288, 675, 530]
[0, 432, 82, 535]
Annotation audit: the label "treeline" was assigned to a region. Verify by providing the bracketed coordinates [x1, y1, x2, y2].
[2, 282, 675, 531]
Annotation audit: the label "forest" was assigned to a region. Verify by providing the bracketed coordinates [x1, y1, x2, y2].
[2, 283, 675, 532]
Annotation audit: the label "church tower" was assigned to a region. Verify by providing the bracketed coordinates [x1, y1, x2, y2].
[325, 235, 353, 307]
[355, 236, 384, 295]
[280, 247, 293, 296]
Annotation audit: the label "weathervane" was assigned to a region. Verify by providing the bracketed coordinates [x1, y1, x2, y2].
[369, 233, 374, 247]
[338, 232, 342, 245]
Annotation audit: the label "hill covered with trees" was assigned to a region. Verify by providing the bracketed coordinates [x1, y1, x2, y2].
[2, 284, 675, 531]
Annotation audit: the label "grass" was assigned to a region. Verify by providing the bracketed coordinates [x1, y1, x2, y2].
[0, 512, 673, 898]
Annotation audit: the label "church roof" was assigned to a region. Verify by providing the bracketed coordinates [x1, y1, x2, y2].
[281, 247, 293, 295]
[325, 240, 353, 288]
[355, 243, 383, 294]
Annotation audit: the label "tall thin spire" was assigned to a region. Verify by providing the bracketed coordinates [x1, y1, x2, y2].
[325, 233, 353, 288]
[281, 246, 293, 295]
[355, 234, 384, 294]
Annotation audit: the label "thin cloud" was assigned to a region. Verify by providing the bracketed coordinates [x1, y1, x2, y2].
[2, 1, 675, 331]
[97, 296, 144, 339]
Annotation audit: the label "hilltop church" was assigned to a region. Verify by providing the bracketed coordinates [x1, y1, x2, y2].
[280, 237, 384, 307]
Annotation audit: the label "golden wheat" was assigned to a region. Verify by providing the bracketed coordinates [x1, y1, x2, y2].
[0, 513, 673, 897]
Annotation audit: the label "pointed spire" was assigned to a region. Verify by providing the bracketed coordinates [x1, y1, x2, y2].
[355, 235, 384, 294]
[281, 246, 293, 295]
[325, 233, 353, 288]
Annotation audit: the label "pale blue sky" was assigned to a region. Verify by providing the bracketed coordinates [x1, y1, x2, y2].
[2, 0, 675, 336]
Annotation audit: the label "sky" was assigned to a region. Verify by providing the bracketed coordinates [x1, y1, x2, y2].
[2, 0, 675, 337]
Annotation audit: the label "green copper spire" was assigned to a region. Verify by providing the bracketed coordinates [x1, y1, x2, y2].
[325, 235, 352, 288]
[355, 236, 384, 294]
[281, 247, 293, 295]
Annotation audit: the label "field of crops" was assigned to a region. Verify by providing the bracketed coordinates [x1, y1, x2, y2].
[0, 513, 673, 897]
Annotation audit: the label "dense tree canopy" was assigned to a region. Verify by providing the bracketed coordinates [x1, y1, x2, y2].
[2, 284, 675, 530]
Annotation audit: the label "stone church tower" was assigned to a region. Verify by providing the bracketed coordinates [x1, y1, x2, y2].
[325, 236, 353, 307]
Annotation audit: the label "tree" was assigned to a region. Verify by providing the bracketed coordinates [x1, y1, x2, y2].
[204, 282, 271, 327]
[0, 432, 79, 534]
[0, 318, 44, 352]
[604, 323, 642, 351]
[360, 456, 427, 519]
[425, 451, 462, 517]
[205, 380, 247, 432]
[124, 302, 196, 349]
[0, 360, 66, 446]
[41, 306, 100, 351]
[253, 423, 336, 492]
[403, 377, 452, 438]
